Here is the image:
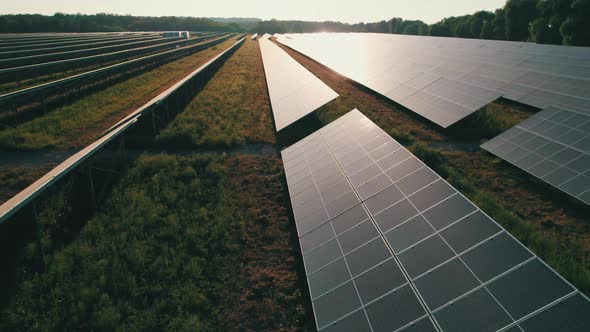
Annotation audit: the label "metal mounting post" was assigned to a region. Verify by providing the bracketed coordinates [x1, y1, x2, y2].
[88, 165, 97, 211]
[32, 204, 46, 272]
[151, 108, 157, 135]
[12, 102, 17, 125]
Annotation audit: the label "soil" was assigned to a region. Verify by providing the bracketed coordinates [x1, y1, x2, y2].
[225, 155, 311, 331]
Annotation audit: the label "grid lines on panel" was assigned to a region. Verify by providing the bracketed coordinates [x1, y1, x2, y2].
[259, 37, 338, 131]
[276, 33, 590, 128]
[482, 105, 590, 206]
[282, 109, 589, 331]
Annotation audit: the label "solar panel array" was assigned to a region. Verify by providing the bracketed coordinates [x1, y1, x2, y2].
[281, 109, 590, 331]
[259, 37, 338, 131]
[276, 33, 590, 128]
[482, 106, 590, 206]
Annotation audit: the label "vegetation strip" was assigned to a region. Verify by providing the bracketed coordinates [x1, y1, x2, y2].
[0, 153, 306, 329]
[157, 38, 275, 148]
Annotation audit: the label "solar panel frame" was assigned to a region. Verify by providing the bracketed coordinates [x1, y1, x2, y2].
[482, 105, 590, 206]
[259, 37, 338, 131]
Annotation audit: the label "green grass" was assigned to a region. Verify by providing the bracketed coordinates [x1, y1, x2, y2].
[156, 39, 274, 149]
[0, 38, 238, 151]
[1, 154, 240, 330]
[1, 153, 307, 331]
[448, 102, 533, 139]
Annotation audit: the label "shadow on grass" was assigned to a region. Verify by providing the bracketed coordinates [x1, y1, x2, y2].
[276, 111, 326, 149]
[446, 98, 539, 141]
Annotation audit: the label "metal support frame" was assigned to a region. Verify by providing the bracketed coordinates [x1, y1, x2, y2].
[87, 165, 97, 211]
[32, 204, 46, 272]
[12, 102, 17, 125]
[151, 108, 157, 135]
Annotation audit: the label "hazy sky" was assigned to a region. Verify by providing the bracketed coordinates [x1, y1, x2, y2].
[1, 0, 507, 24]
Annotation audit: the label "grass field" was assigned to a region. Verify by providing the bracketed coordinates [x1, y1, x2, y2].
[0, 38, 237, 151]
[0, 153, 307, 331]
[156, 39, 275, 149]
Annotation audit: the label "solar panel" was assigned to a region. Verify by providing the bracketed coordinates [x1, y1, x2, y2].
[259, 37, 338, 131]
[276, 33, 590, 128]
[482, 106, 590, 206]
[281, 109, 589, 331]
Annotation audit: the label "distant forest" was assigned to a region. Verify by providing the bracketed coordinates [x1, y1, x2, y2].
[254, 0, 590, 46]
[1, 0, 588, 46]
[0, 13, 242, 33]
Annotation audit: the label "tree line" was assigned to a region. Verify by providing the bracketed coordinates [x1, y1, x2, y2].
[1, 0, 588, 46]
[0, 13, 241, 33]
[253, 0, 590, 46]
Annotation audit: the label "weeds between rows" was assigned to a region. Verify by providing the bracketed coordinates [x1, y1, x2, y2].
[156, 39, 275, 149]
[0, 154, 307, 331]
[0, 38, 237, 151]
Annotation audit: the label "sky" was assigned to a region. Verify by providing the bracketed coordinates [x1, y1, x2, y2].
[1, 0, 507, 24]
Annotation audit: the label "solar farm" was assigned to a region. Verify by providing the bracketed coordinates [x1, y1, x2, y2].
[0, 30, 589, 331]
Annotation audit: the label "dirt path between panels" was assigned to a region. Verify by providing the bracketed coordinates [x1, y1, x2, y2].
[225, 154, 312, 331]
[274, 40, 590, 293]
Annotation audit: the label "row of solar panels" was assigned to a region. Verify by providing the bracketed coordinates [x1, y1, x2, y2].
[0, 37, 246, 224]
[0, 33, 154, 49]
[281, 109, 590, 331]
[0, 34, 161, 59]
[0, 32, 227, 84]
[482, 106, 590, 205]
[0, 35, 171, 68]
[0, 34, 235, 113]
[258, 36, 338, 131]
[275, 33, 590, 128]
[270, 32, 590, 206]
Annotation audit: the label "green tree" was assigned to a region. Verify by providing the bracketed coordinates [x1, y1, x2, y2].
[418, 23, 430, 35]
[471, 11, 495, 38]
[430, 21, 452, 37]
[530, 0, 571, 44]
[505, 0, 539, 41]
[453, 20, 473, 38]
[560, 0, 590, 45]
[492, 8, 507, 39]
[254, 19, 285, 34]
